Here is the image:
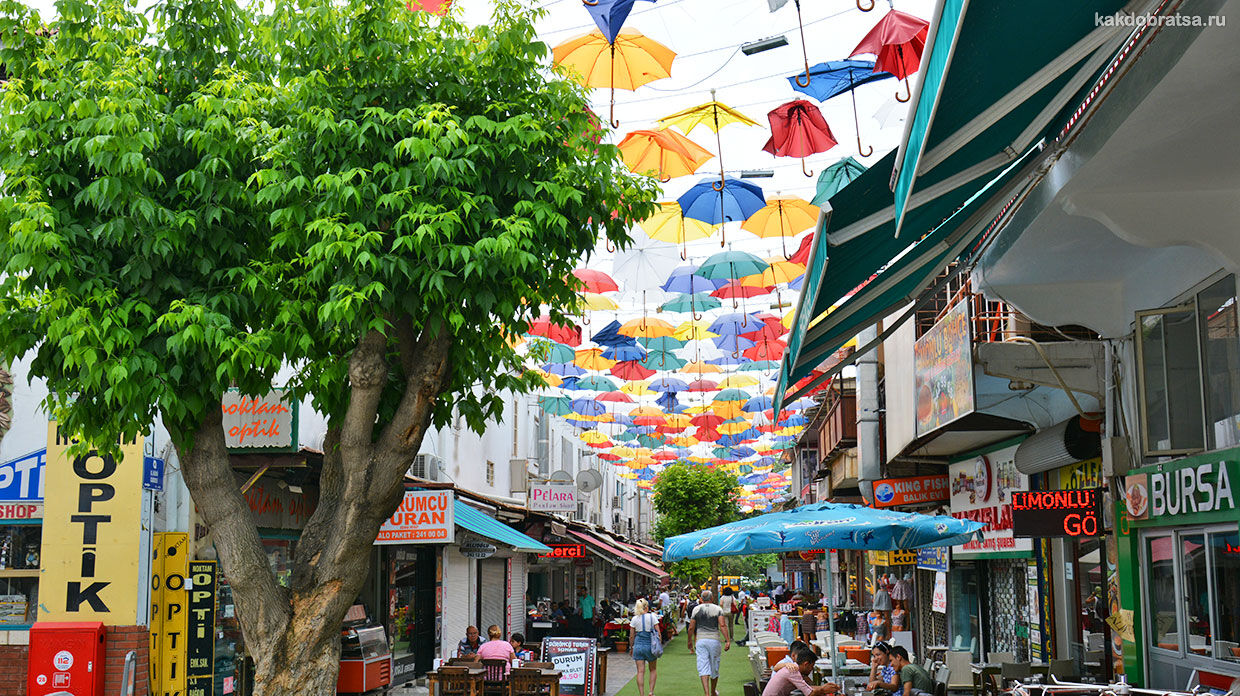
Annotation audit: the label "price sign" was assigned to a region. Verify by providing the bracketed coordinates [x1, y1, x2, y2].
[542, 638, 597, 696]
[1012, 488, 1105, 538]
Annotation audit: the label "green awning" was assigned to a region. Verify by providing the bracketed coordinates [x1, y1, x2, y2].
[892, 0, 1135, 234]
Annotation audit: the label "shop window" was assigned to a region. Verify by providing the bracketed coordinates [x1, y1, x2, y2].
[1145, 526, 1240, 661]
[1137, 275, 1240, 456]
[0, 524, 40, 626]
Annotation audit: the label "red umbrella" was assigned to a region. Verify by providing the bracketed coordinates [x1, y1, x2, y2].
[691, 413, 724, 428]
[850, 10, 929, 102]
[695, 428, 722, 442]
[596, 390, 633, 403]
[406, 0, 451, 14]
[711, 281, 771, 301]
[744, 341, 786, 362]
[611, 360, 656, 380]
[652, 451, 679, 461]
[598, 452, 622, 461]
[762, 100, 838, 177]
[528, 315, 582, 346]
[573, 268, 620, 293]
[685, 378, 719, 392]
[742, 323, 789, 341]
[789, 233, 814, 265]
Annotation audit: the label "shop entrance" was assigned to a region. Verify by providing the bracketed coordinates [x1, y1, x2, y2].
[949, 563, 982, 660]
[388, 545, 438, 682]
[1067, 537, 1112, 682]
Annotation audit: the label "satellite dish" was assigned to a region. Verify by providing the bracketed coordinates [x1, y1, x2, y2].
[549, 470, 574, 484]
[577, 469, 603, 493]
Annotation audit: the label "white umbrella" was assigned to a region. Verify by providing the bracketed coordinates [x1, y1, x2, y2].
[612, 235, 682, 292]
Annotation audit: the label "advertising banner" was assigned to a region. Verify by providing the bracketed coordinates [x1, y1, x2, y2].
[528, 484, 578, 512]
[151, 532, 189, 696]
[0, 448, 45, 501]
[872, 475, 950, 508]
[187, 561, 217, 696]
[221, 389, 297, 451]
[542, 638, 598, 696]
[915, 547, 948, 573]
[376, 490, 455, 544]
[949, 444, 1032, 558]
[932, 571, 947, 613]
[1123, 455, 1237, 526]
[914, 301, 974, 437]
[41, 421, 144, 623]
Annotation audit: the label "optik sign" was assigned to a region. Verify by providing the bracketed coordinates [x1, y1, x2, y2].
[41, 422, 145, 624]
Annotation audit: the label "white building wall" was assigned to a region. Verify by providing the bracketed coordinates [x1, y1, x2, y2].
[441, 545, 475, 660]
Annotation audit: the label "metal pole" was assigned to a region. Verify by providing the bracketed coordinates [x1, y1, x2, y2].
[826, 559, 838, 687]
[120, 650, 136, 696]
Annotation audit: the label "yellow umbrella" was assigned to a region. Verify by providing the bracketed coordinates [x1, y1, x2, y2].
[740, 197, 820, 258]
[663, 413, 693, 429]
[658, 97, 760, 194]
[619, 317, 676, 338]
[680, 359, 723, 374]
[718, 374, 760, 388]
[580, 292, 619, 311]
[638, 202, 718, 260]
[530, 369, 563, 387]
[621, 379, 653, 396]
[618, 130, 713, 182]
[611, 446, 636, 458]
[719, 420, 751, 435]
[742, 259, 806, 288]
[629, 406, 665, 419]
[713, 402, 746, 420]
[667, 436, 698, 446]
[618, 470, 639, 479]
[574, 347, 616, 370]
[673, 320, 717, 341]
[580, 431, 610, 444]
[552, 29, 676, 127]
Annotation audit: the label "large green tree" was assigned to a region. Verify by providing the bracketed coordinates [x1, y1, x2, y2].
[0, 0, 655, 691]
[651, 464, 740, 586]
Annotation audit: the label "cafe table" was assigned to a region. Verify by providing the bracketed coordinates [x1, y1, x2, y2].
[970, 662, 1050, 696]
[427, 665, 562, 696]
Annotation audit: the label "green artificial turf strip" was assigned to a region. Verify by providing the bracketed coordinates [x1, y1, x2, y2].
[614, 625, 754, 696]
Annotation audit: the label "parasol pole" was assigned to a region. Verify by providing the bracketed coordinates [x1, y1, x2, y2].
[827, 557, 839, 688]
[610, 43, 622, 126]
[711, 90, 727, 194]
[895, 47, 911, 102]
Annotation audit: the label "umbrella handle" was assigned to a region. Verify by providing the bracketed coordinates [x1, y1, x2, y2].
[857, 136, 874, 157]
[795, 67, 811, 88]
[693, 309, 702, 321]
[856, 0, 875, 10]
[583, 0, 599, 4]
[660, 173, 672, 183]
[606, 239, 616, 253]
[711, 177, 725, 192]
[801, 158, 814, 177]
[896, 78, 911, 102]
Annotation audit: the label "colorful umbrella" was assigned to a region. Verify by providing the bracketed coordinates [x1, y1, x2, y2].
[677, 177, 767, 229]
[573, 268, 619, 293]
[739, 196, 820, 257]
[618, 317, 675, 338]
[657, 95, 760, 201]
[788, 60, 895, 156]
[813, 157, 868, 206]
[762, 100, 837, 177]
[849, 10, 930, 102]
[741, 258, 806, 288]
[612, 236, 682, 292]
[696, 250, 770, 280]
[528, 315, 582, 346]
[660, 293, 721, 317]
[639, 203, 718, 259]
[582, 0, 656, 42]
[662, 264, 728, 294]
[552, 28, 676, 126]
[618, 129, 714, 182]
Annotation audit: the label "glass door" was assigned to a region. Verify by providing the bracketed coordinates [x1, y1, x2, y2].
[949, 563, 981, 660]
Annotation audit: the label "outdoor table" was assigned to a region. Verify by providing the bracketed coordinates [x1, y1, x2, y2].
[970, 662, 1050, 696]
[597, 647, 611, 694]
[427, 667, 562, 696]
[924, 645, 951, 663]
[812, 659, 871, 688]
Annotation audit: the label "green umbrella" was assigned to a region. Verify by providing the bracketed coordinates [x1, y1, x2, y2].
[538, 395, 574, 415]
[714, 388, 752, 402]
[659, 292, 722, 317]
[640, 336, 688, 352]
[642, 352, 687, 370]
[615, 431, 640, 442]
[529, 339, 577, 363]
[696, 250, 769, 280]
[637, 434, 664, 449]
[739, 360, 780, 372]
[812, 157, 867, 207]
[576, 375, 619, 391]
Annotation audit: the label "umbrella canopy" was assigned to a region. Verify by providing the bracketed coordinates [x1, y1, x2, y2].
[528, 315, 582, 346]
[662, 264, 727, 294]
[762, 100, 837, 176]
[660, 292, 721, 316]
[639, 203, 718, 258]
[583, 0, 657, 43]
[573, 268, 619, 293]
[788, 60, 895, 156]
[697, 250, 770, 280]
[678, 177, 767, 227]
[849, 9, 929, 101]
[813, 157, 868, 206]
[612, 235, 682, 290]
[662, 502, 986, 561]
[618, 129, 714, 181]
[552, 28, 676, 126]
[740, 196, 819, 258]
[658, 98, 761, 233]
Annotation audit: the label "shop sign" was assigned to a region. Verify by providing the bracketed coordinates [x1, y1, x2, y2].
[41, 422, 144, 623]
[240, 475, 317, 530]
[539, 544, 586, 559]
[1124, 458, 1236, 523]
[542, 638, 598, 696]
[949, 444, 1032, 557]
[914, 300, 974, 437]
[0, 502, 41, 520]
[151, 532, 189, 696]
[931, 571, 947, 613]
[1012, 488, 1105, 538]
[867, 550, 916, 566]
[528, 484, 578, 512]
[783, 558, 813, 573]
[187, 561, 217, 696]
[915, 546, 948, 572]
[376, 490, 455, 545]
[1055, 457, 1103, 490]
[872, 474, 950, 508]
[0, 448, 45, 501]
[459, 539, 497, 559]
[221, 388, 297, 451]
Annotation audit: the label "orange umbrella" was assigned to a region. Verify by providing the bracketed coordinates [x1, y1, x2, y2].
[619, 317, 676, 338]
[553, 28, 676, 127]
[618, 130, 714, 182]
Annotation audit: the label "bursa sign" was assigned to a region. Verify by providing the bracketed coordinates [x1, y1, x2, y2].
[0, 448, 46, 501]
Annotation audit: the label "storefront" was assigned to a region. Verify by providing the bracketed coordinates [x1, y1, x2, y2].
[0, 448, 44, 631]
[949, 441, 1035, 661]
[1120, 450, 1240, 691]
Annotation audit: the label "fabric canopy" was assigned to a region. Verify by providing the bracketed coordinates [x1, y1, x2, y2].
[455, 502, 552, 553]
[568, 528, 668, 579]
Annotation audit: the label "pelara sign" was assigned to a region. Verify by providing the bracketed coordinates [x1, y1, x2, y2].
[527, 484, 577, 512]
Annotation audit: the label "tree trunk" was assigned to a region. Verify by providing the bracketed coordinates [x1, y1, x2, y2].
[168, 323, 453, 695]
[710, 557, 720, 597]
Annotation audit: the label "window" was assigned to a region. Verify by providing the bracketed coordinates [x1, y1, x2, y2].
[1137, 275, 1240, 456]
[485, 460, 495, 487]
[0, 524, 41, 626]
[1144, 526, 1240, 662]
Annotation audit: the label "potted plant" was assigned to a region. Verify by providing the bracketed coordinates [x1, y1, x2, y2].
[612, 628, 629, 652]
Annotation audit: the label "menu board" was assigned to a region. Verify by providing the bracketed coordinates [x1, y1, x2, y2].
[542, 637, 597, 696]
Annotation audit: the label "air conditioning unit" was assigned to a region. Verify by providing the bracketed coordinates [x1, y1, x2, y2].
[610, 496, 622, 510]
[411, 454, 444, 481]
[509, 458, 533, 493]
[612, 513, 622, 531]
[590, 512, 600, 525]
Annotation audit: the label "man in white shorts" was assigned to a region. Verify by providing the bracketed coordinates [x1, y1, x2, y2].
[688, 589, 731, 696]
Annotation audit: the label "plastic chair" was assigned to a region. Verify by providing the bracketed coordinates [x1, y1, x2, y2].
[436, 666, 476, 696]
[1047, 659, 1077, 680]
[944, 652, 973, 692]
[987, 653, 1014, 665]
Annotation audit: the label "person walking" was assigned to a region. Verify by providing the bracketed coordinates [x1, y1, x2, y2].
[720, 588, 736, 630]
[688, 590, 731, 696]
[632, 598, 662, 696]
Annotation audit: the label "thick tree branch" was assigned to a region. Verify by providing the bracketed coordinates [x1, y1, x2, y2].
[291, 426, 341, 592]
[374, 321, 454, 486]
[168, 402, 290, 640]
[339, 328, 388, 454]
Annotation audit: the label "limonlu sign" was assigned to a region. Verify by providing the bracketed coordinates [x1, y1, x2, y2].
[1125, 454, 1238, 524]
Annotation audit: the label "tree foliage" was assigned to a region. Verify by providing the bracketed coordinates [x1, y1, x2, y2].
[720, 553, 777, 580]
[651, 464, 740, 581]
[0, 0, 656, 690]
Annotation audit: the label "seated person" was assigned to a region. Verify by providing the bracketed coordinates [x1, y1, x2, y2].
[458, 625, 482, 657]
[774, 641, 811, 670]
[478, 625, 516, 661]
[510, 632, 532, 660]
[780, 611, 798, 645]
[866, 642, 899, 695]
[889, 646, 933, 696]
[762, 646, 839, 696]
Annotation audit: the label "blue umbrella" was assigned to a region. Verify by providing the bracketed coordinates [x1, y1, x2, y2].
[712, 334, 756, 355]
[570, 398, 606, 416]
[707, 354, 747, 367]
[663, 502, 985, 560]
[743, 395, 774, 412]
[788, 61, 895, 157]
[584, 0, 657, 43]
[708, 312, 760, 335]
[655, 391, 682, 411]
[661, 265, 727, 294]
[591, 320, 636, 347]
[602, 344, 647, 361]
[677, 177, 766, 226]
[649, 376, 689, 392]
[544, 362, 587, 377]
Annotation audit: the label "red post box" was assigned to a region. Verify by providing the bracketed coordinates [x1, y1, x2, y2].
[27, 622, 107, 696]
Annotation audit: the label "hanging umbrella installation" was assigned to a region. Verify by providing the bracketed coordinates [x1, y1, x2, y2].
[677, 178, 767, 238]
[812, 157, 868, 206]
[788, 60, 894, 156]
[617, 129, 714, 182]
[739, 196, 820, 259]
[762, 100, 838, 177]
[658, 94, 760, 204]
[849, 9, 930, 102]
[553, 28, 676, 126]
